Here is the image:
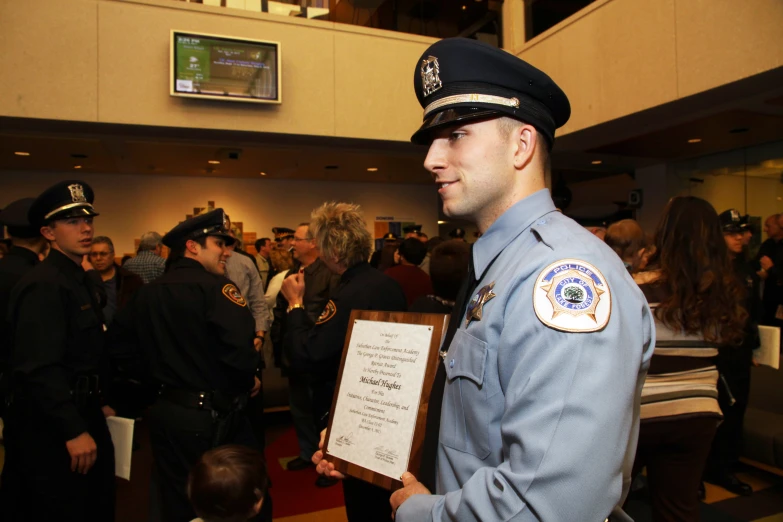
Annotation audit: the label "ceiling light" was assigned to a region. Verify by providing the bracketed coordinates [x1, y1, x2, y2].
[687, 138, 702, 143]
[14, 151, 30, 156]
[367, 167, 379, 172]
[208, 160, 220, 165]
[437, 220, 446, 225]
[73, 165, 82, 169]
[461, 5, 467, 10]
[591, 160, 602, 165]
[259, 172, 267, 176]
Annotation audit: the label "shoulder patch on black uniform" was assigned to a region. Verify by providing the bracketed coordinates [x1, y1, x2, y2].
[533, 258, 611, 333]
[316, 300, 336, 325]
[222, 284, 247, 307]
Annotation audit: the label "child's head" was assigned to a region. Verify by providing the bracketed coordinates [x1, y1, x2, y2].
[187, 444, 268, 522]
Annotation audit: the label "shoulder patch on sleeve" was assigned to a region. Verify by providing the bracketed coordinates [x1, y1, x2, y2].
[316, 300, 336, 325]
[222, 284, 247, 307]
[533, 259, 611, 333]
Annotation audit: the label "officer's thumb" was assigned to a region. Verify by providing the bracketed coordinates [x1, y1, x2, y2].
[400, 472, 417, 486]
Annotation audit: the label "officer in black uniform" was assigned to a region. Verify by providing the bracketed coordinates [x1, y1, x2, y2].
[1, 181, 115, 522]
[110, 208, 268, 522]
[0, 197, 47, 512]
[281, 202, 407, 521]
[704, 209, 760, 495]
[0, 198, 46, 388]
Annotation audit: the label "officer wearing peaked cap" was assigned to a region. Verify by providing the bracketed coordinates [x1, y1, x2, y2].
[1, 180, 117, 521]
[377, 38, 654, 521]
[704, 210, 759, 496]
[109, 208, 271, 521]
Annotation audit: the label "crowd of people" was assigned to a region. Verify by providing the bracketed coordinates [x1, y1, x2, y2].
[0, 36, 779, 522]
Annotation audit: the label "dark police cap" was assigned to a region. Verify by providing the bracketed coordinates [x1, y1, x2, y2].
[382, 232, 398, 241]
[162, 209, 235, 248]
[719, 209, 743, 234]
[449, 227, 465, 239]
[272, 227, 295, 241]
[0, 198, 39, 238]
[29, 180, 99, 226]
[411, 38, 570, 147]
[403, 224, 422, 234]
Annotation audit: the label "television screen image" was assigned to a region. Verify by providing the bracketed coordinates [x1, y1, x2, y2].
[171, 31, 281, 104]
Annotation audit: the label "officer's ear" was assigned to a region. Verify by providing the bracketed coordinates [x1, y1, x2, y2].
[511, 124, 538, 172]
[40, 224, 56, 241]
[185, 239, 201, 256]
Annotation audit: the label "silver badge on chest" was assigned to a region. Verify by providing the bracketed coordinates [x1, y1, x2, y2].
[67, 184, 87, 203]
[421, 56, 442, 97]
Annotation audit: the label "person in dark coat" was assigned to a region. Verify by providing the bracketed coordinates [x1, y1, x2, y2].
[110, 209, 269, 522]
[281, 202, 406, 522]
[1, 181, 115, 522]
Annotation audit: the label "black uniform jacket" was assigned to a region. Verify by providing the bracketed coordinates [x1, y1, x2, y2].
[0, 246, 39, 363]
[272, 258, 340, 369]
[284, 261, 407, 378]
[110, 257, 259, 398]
[8, 249, 106, 441]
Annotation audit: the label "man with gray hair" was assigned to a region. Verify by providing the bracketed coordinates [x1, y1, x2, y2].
[124, 231, 166, 284]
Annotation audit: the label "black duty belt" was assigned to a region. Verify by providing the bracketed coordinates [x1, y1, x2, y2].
[158, 387, 247, 415]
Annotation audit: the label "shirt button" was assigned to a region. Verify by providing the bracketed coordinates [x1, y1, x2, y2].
[537, 219, 547, 225]
[449, 359, 455, 368]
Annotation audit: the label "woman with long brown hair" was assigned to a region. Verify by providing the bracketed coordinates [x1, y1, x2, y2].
[631, 196, 747, 521]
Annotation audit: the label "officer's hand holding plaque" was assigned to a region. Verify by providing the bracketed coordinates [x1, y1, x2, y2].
[323, 310, 447, 490]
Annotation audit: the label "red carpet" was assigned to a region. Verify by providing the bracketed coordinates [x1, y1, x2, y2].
[266, 427, 345, 518]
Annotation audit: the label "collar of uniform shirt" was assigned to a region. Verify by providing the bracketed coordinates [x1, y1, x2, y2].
[472, 188, 557, 276]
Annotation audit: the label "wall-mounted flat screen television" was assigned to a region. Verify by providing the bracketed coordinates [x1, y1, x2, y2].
[170, 31, 281, 104]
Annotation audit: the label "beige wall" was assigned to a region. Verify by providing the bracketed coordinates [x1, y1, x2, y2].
[512, 0, 783, 135]
[0, 0, 434, 141]
[0, 172, 439, 255]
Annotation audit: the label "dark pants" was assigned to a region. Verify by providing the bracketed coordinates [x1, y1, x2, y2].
[707, 365, 751, 475]
[0, 404, 115, 522]
[247, 387, 267, 451]
[631, 417, 718, 522]
[343, 477, 393, 522]
[289, 372, 319, 460]
[148, 399, 272, 522]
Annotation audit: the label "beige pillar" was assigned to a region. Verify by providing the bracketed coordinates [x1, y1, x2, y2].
[502, 0, 527, 54]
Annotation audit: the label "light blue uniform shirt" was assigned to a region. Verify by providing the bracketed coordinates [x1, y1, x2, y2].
[398, 189, 654, 521]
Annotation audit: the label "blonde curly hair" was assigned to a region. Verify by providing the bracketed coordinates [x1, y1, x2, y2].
[310, 202, 372, 269]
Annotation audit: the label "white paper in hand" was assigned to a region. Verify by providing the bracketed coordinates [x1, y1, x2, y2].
[106, 416, 135, 480]
[755, 325, 780, 370]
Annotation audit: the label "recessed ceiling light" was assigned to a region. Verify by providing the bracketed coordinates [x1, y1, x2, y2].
[591, 160, 602, 165]
[437, 220, 446, 225]
[461, 5, 467, 10]
[259, 172, 267, 176]
[14, 151, 30, 156]
[367, 167, 379, 172]
[687, 138, 702, 143]
[73, 165, 82, 169]
[208, 160, 220, 165]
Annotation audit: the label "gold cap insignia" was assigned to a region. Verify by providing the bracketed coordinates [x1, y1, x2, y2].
[67, 184, 87, 203]
[421, 56, 442, 97]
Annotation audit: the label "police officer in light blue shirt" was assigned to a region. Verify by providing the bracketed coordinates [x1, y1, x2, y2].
[384, 38, 656, 521]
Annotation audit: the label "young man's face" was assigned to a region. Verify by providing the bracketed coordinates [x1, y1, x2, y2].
[42, 216, 94, 263]
[259, 240, 272, 257]
[724, 231, 744, 255]
[89, 242, 115, 273]
[192, 236, 230, 276]
[424, 118, 517, 228]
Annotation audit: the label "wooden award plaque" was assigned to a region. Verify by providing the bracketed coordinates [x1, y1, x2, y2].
[322, 310, 448, 491]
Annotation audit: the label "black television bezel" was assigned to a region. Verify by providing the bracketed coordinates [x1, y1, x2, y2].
[170, 30, 282, 104]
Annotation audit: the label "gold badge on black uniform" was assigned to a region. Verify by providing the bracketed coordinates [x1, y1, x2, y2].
[222, 284, 247, 307]
[316, 300, 336, 325]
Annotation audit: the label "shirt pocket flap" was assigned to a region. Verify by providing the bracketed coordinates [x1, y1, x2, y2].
[444, 329, 488, 386]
